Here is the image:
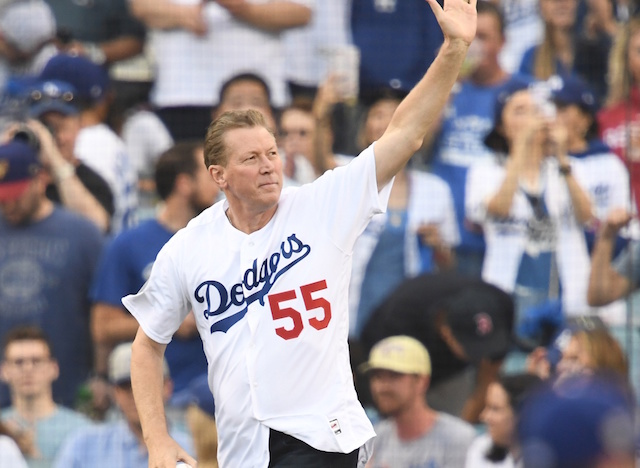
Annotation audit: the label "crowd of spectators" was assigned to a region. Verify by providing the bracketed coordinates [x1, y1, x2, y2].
[0, 0, 639, 466]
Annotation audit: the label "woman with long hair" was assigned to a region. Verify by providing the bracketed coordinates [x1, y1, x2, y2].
[464, 373, 542, 467]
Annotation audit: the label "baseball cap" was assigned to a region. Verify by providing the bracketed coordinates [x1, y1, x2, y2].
[518, 374, 636, 468]
[484, 75, 535, 153]
[108, 342, 170, 386]
[359, 335, 432, 375]
[27, 80, 78, 118]
[172, 374, 216, 416]
[440, 286, 512, 362]
[551, 75, 598, 115]
[0, 0, 56, 55]
[0, 141, 41, 201]
[39, 54, 109, 105]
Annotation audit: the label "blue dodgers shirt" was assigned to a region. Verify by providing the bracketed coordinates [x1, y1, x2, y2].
[90, 219, 207, 396]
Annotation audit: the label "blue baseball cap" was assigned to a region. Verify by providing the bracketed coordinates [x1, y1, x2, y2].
[0, 141, 41, 201]
[518, 374, 636, 468]
[28, 80, 79, 118]
[172, 374, 215, 416]
[551, 75, 598, 115]
[39, 54, 109, 105]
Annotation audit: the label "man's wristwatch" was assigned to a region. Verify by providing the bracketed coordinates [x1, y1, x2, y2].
[54, 162, 76, 183]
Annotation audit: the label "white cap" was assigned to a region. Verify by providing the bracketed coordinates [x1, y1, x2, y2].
[0, 0, 56, 54]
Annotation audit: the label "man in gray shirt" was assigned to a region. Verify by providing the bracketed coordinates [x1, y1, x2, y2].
[360, 335, 476, 468]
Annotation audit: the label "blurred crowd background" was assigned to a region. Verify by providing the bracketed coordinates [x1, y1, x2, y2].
[0, 0, 640, 466]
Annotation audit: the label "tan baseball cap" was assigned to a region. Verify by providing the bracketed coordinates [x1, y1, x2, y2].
[359, 335, 431, 376]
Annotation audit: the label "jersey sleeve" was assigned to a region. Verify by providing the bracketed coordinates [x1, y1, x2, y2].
[121, 240, 190, 345]
[306, 143, 393, 251]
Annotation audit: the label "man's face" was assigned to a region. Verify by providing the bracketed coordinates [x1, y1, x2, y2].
[0, 178, 43, 226]
[212, 126, 283, 215]
[0, 340, 58, 399]
[112, 381, 142, 433]
[279, 108, 316, 160]
[364, 99, 399, 145]
[189, 146, 220, 214]
[39, 111, 81, 161]
[216, 80, 276, 129]
[369, 369, 425, 417]
[472, 12, 505, 74]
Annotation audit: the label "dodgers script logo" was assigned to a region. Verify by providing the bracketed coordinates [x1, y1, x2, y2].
[194, 234, 311, 333]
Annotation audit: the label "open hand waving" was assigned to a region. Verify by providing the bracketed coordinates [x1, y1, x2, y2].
[425, 0, 477, 46]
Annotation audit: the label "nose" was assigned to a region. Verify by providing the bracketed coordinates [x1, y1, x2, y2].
[259, 154, 276, 173]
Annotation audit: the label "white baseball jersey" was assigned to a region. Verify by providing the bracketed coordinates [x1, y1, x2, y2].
[123, 144, 388, 467]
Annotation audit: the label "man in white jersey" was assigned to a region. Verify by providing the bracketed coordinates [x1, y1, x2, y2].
[123, 0, 477, 465]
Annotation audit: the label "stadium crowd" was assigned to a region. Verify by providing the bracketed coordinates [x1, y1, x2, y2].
[0, 0, 639, 466]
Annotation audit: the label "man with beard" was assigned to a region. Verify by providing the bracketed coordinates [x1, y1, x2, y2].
[360, 335, 476, 468]
[89, 142, 219, 415]
[0, 140, 104, 409]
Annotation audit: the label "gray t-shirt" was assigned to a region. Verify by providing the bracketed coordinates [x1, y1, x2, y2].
[368, 412, 476, 468]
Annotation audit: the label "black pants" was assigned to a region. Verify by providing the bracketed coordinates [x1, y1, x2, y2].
[268, 429, 359, 468]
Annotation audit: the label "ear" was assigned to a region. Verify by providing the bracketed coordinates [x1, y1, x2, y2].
[0, 362, 8, 384]
[174, 172, 193, 196]
[50, 359, 60, 382]
[209, 165, 226, 189]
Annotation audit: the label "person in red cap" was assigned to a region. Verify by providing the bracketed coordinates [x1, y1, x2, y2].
[0, 139, 104, 410]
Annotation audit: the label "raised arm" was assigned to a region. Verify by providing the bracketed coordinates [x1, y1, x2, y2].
[374, 0, 477, 188]
[587, 209, 633, 306]
[131, 329, 196, 468]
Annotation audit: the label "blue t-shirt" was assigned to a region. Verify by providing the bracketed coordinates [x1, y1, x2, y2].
[431, 79, 507, 253]
[1, 406, 92, 468]
[53, 420, 192, 468]
[90, 219, 207, 395]
[0, 207, 105, 409]
[351, 0, 443, 93]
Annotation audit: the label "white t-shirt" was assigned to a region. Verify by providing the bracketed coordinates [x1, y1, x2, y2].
[0, 435, 28, 468]
[75, 123, 138, 233]
[465, 156, 591, 314]
[148, 0, 313, 108]
[283, 0, 349, 87]
[571, 150, 630, 324]
[465, 433, 519, 468]
[123, 144, 389, 467]
[121, 109, 174, 180]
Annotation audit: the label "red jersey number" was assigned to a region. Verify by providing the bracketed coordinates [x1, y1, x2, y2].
[268, 280, 332, 340]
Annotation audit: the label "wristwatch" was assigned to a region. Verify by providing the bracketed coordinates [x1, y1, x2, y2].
[558, 164, 572, 176]
[54, 162, 76, 183]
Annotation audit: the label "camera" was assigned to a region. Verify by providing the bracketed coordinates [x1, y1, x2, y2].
[12, 126, 40, 152]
